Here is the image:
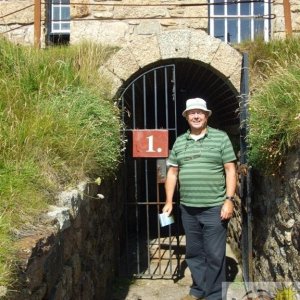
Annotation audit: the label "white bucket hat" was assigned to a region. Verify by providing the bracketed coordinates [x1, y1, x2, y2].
[182, 98, 212, 117]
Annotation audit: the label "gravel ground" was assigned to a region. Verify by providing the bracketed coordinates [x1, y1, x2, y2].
[113, 244, 245, 300]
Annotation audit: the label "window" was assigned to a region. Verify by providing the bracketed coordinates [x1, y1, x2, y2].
[209, 0, 270, 44]
[50, 0, 70, 34]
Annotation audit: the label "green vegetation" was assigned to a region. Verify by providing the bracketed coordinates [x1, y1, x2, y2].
[241, 37, 300, 174]
[1, 34, 300, 291]
[0, 38, 122, 287]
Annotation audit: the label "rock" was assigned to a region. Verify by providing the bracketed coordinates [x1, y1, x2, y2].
[47, 206, 71, 230]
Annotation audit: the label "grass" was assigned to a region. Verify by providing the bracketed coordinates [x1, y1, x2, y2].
[0, 38, 122, 288]
[239, 37, 300, 174]
[238, 37, 300, 88]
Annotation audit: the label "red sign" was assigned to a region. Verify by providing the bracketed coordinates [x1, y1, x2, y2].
[132, 130, 169, 158]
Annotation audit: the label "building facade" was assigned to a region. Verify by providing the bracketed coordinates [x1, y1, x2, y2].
[0, 0, 299, 47]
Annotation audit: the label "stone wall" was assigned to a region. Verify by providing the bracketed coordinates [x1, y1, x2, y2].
[70, 0, 207, 46]
[0, 0, 46, 46]
[1, 0, 300, 46]
[272, 0, 300, 39]
[6, 178, 123, 300]
[227, 146, 300, 283]
[252, 146, 300, 282]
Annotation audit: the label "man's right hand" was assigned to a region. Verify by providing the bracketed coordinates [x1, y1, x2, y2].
[163, 166, 178, 216]
[162, 202, 173, 216]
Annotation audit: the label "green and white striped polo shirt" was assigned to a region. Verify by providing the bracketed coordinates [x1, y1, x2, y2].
[168, 126, 236, 207]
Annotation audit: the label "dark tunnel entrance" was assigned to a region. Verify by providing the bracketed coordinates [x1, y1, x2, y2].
[119, 58, 243, 279]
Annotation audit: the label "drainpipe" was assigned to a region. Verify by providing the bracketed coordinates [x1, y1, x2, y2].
[240, 53, 253, 290]
[283, 0, 293, 37]
[34, 0, 41, 48]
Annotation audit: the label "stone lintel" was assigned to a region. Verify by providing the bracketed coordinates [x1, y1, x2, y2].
[70, 21, 129, 46]
[136, 20, 161, 35]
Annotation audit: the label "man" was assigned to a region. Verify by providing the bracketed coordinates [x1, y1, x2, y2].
[163, 98, 236, 300]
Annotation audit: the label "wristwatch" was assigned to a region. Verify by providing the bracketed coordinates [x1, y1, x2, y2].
[225, 196, 235, 202]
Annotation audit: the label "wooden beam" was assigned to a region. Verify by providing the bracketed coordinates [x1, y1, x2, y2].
[283, 0, 293, 37]
[34, 0, 41, 48]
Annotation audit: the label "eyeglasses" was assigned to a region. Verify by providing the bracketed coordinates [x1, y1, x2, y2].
[183, 138, 204, 162]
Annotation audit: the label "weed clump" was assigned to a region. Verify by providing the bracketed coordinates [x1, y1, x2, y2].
[243, 37, 300, 174]
[0, 38, 122, 287]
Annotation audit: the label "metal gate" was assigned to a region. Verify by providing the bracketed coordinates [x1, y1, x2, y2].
[119, 57, 252, 281]
[120, 64, 182, 278]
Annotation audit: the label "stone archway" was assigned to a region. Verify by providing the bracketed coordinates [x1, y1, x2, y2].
[105, 29, 245, 278]
[99, 29, 243, 98]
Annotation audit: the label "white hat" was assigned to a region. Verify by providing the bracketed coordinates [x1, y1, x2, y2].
[182, 98, 212, 117]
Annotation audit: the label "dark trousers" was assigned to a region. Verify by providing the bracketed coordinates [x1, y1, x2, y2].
[180, 204, 228, 300]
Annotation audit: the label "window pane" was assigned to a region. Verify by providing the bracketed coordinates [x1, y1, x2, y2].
[61, 23, 70, 31]
[53, 7, 60, 20]
[61, 7, 70, 20]
[241, 19, 251, 41]
[228, 19, 238, 43]
[254, 19, 264, 39]
[240, 1, 250, 15]
[228, 2, 237, 15]
[214, 19, 225, 41]
[214, 0, 224, 15]
[52, 23, 60, 31]
[254, 2, 264, 15]
[52, 0, 70, 3]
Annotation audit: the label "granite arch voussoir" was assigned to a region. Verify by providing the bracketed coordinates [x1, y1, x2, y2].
[158, 29, 191, 59]
[127, 35, 161, 69]
[103, 29, 243, 97]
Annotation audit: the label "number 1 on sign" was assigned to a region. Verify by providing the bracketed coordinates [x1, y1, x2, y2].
[146, 135, 155, 152]
[132, 130, 167, 157]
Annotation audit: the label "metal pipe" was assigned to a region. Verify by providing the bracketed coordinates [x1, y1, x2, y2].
[283, 0, 293, 36]
[34, 0, 41, 48]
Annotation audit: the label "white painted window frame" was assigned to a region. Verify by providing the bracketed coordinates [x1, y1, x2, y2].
[51, 0, 70, 34]
[209, 0, 270, 43]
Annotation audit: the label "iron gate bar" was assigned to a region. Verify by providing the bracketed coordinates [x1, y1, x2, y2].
[132, 83, 136, 128]
[171, 64, 180, 278]
[164, 68, 169, 127]
[127, 202, 169, 205]
[154, 70, 158, 128]
[172, 65, 177, 131]
[143, 74, 151, 276]
[122, 128, 177, 132]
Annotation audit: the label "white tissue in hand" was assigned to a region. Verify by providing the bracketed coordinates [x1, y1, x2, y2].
[159, 212, 174, 227]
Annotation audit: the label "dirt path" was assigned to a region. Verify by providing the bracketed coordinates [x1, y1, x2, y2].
[113, 244, 245, 300]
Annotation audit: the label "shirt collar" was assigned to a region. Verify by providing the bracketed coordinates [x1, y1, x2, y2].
[185, 126, 210, 140]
